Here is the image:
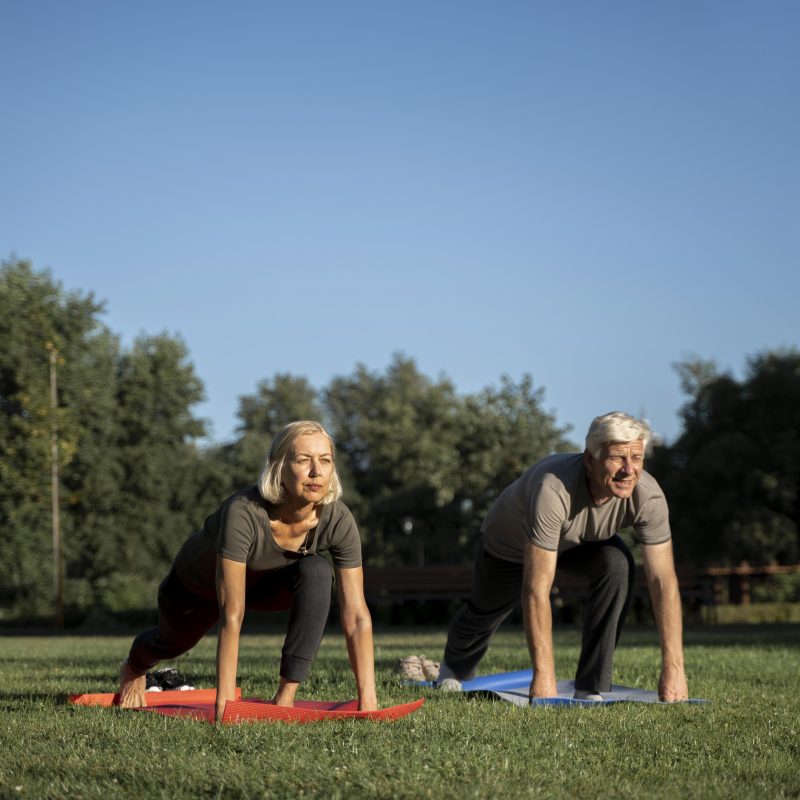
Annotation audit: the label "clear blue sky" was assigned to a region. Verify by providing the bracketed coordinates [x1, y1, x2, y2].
[2, 1, 798, 446]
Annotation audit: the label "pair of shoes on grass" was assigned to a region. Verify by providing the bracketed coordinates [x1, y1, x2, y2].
[396, 654, 440, 682]
[145, 667, 194, 692]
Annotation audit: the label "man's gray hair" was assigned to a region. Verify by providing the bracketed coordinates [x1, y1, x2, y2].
[258, 420, 343, 505]
[585, 412, 651, 459]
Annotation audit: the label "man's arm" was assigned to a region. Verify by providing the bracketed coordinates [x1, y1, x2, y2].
[522, 541, 559, 698]
[641, 540, 689, 701]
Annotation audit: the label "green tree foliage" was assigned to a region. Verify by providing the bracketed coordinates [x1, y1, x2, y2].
[0, 259, 218, 618]
[453, 375, 576, 553]
[2, 257, 577, 618]
[325, 355, 464, 564]
[0, 258, 106, 615]
[649, 351, 800, 565]
[324, 355, 574, 565]
[215, 374, 323, 494]
[101, 334, 219, 611]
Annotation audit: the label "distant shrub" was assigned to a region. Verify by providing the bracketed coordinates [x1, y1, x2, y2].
[707, 602, 800, 624]
[751, 573, 800, 603]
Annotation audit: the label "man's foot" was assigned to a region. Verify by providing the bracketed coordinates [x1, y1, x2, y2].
[573, 689, 604, 701]
[119, 659, 147, 708]
[434, 661, 462, 691]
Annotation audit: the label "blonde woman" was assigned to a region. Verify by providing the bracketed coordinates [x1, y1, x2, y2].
[119, 421, 377, 721]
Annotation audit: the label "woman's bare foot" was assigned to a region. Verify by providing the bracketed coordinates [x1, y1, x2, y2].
[119, 659, 147, 708]
[272, 677, 299, 707]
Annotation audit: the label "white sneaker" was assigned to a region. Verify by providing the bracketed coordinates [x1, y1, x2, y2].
[434, 661, 462, 691]
[573, 690, 604, 701]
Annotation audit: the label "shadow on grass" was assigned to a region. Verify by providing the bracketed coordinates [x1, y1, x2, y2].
[0, 691, 72, 713]
[627, 623, 800, 649]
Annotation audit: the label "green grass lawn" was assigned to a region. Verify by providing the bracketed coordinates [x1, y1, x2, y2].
[1, 623, 798, 799]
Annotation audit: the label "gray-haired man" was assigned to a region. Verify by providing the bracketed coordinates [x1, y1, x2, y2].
[437, 412, 688, 702]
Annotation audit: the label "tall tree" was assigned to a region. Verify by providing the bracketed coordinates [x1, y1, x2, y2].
[325, 356, 574, 565]
[325, 354, 462, 564]
[217, 373, 324, 494]
[104, 333, 214, 611]
[649, 350, 800, 565]
[452, 375, 575, 555]
[0, 257, 110, 616]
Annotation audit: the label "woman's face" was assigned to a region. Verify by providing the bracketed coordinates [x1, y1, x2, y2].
[280, 432, 334, 504]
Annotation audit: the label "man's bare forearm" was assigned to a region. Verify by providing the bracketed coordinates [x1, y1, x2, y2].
[522, 589, 556, 691]
[523, 543, 558, 697]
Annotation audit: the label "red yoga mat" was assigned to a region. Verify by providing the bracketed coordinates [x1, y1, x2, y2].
[68, 688, 424, 724]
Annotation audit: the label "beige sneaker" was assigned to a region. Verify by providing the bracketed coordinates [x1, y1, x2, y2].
[419, 656, 440, 681]
[397, 655, 426, 681]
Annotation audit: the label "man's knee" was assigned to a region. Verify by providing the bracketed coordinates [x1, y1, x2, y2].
[604, 541, 635, 579]
[593, 542, 635, 604]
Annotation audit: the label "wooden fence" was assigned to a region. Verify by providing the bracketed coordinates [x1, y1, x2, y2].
[362, 561, 800, 607]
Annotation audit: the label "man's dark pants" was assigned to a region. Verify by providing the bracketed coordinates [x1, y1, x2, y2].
[127, 554, 332, 683]
[443, 535, 635, 692]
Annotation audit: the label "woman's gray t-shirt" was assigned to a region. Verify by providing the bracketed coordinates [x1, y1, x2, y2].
[173, 486, 362, 597]
[482, 453, 671, 563]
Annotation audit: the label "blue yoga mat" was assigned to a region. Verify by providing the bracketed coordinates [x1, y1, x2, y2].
[430, 670, 707, 707]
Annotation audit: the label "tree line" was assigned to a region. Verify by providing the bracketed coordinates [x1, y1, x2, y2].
[2, 257, 799, 619]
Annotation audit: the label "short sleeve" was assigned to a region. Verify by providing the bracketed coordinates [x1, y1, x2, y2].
[217, 498, 258, 562]
[326, 504, 362, 568]
[528, 483, 567, 551]
[633, 493, 671, 545]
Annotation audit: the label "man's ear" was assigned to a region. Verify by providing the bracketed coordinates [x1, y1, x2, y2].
[583, 450, 594, 468]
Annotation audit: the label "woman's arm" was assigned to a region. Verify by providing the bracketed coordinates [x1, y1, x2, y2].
[215, 555, 247, 722]
[335, 566, 378, 711]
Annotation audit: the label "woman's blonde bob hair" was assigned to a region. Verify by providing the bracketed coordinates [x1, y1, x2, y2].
[258, 420, 343, 505]
[585, 411, 652, 460]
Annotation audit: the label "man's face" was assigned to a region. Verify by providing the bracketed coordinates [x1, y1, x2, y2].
[583, 440, 645, 504]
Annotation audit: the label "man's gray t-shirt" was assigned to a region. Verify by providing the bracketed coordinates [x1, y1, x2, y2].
[482, 453, 671, 563]
[174, 486, 362, 597]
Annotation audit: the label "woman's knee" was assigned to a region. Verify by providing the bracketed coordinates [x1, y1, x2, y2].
[296, 554, 333, 585]
[293, 555, 333, 602]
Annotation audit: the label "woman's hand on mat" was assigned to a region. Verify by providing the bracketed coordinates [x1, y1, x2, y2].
[529, 672, 557, 699]
[215, 689, 237, 722]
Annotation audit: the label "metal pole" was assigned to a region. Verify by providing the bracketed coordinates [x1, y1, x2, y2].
[48, 344, 63, 628]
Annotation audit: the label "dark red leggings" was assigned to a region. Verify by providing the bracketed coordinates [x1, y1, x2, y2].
[126, 554, 333, 683]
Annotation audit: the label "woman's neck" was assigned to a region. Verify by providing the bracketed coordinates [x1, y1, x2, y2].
[275, 499, 317, 524]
